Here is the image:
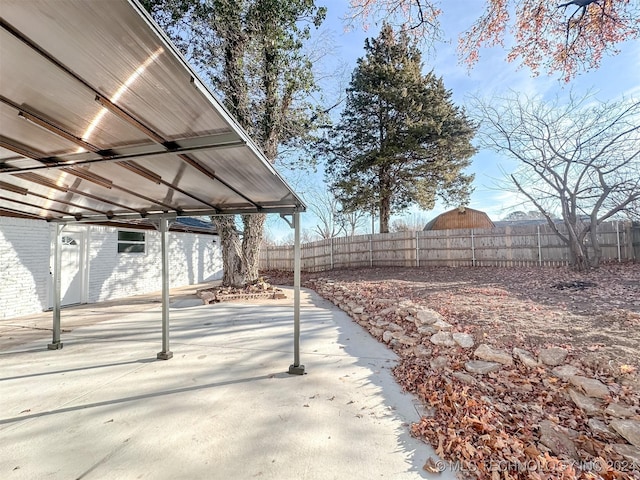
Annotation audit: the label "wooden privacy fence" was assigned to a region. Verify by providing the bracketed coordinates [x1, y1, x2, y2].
[260, 221, 637, 272]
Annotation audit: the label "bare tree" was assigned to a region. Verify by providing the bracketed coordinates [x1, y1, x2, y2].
[390, 213, 430, 232]
[341, 209, 369, 237]
[346, 0, 639, 81]
[302, 186, 346, 239]
[472, 90, 640, 270]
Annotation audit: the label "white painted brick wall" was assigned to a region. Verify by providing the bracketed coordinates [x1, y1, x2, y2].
[0, 217, 51, 319]
[1, 219, 222, 320]
[87, 226, 222, 303]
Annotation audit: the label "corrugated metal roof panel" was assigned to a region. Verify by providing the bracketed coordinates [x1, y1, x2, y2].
[0, 0, 305, 222]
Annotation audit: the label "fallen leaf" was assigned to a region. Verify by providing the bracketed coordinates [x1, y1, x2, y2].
[423, 457, 442, 473]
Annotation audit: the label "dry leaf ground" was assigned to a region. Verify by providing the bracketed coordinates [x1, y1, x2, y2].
[262, 263, 640, 479]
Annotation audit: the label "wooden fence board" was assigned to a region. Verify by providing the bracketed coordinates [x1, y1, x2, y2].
[259, 220, 636, 272]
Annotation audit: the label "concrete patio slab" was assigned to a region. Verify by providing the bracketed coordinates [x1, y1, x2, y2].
[0, 288, 455, 480]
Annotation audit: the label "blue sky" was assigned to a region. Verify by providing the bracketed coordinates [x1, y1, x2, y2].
[268, 0, 640, 241]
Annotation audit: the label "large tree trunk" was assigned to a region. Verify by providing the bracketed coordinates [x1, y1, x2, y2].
[378, 166, 392, 233]
[212, 216, 244, 287]
[241, 214, 266, 284]
[379, 197, 391, 233]
[588, 221, 602, 268]
[566, 225, 589, 271]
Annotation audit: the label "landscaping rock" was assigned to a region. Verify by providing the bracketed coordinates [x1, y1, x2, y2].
[414, 344, 432, 357]
[417, 325, 437, 335]
[612, 444, 640, 465]
[433, 319, 453, 331]
[452, 372, 477, 385]
[387, 322, 404, 332]
[604, 403, 637, 419]
[374, 318, 389, 328]
[551, 364, 583, 381]
[430, 332, 456, 347]
[610, 419, 640, 447]
[569, 375, 610, 399]
[538, 347, 568, 366]
[474, 344, 514, 366]
[568, 388, 602, 416]
[370, 327, 384, 337]
[538, 420, 579, 460]
[452, 333, 474, 349]
[379, 307, 395, 316]
[395, 334, 418, 347]
[430, 356, 448, 370]
[513, 347, 540, 367]
[465, 360, 502, 375]
[382, 331, 394, 343]
[352, 306, 364, 315]
[587, 418, 614, 437]
[415, 309, 442, 325]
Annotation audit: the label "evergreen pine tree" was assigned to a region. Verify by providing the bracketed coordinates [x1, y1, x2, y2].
[326, 24, 476, 233]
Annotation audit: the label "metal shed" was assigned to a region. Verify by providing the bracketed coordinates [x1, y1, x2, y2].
[0, 0, 306, 373]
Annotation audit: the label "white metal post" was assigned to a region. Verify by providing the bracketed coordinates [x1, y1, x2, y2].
[157, 217, 173, 360]
[289, 211, 304, 374]
[48, 223, 64, 350]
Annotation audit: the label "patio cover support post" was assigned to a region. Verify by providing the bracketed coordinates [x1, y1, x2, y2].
[48, 223, 64, 350]
[157, 217, 173, 360]
[288, 211, 304, 375]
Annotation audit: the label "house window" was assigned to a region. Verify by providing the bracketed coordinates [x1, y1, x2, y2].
[61, 236, 78, 246]
[117, 230, 146, 253]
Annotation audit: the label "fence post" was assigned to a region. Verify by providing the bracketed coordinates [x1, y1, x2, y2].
[369, 234, 373, 267]
[616, 221, 621, 262]
[415, 230, 420, 267]
[470, 229, 476, 266]
[537, 225, 542, 266]
[265, 245, 270, 270]
[330, 237, 334, 270]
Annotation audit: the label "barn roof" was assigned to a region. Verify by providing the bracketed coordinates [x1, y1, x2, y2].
[424, 207, 495, 231]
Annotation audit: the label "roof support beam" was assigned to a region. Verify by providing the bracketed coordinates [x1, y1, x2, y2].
[0, 195, 74, 218]
[116, 161, 221, 213]
[95, 95, 166, 144]
[13, 172, 142, 215]
[0, 96, 103, 155]
[18, 110, 102, 154]
[0, 181, 108, 215]
[61, 166, 177, 212]
[0, 136, 245, 174]
[0, 136, 45, 161]
[176, 154, 261, 210]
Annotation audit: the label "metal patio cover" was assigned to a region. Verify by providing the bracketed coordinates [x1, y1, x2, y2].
[0, 0, 306, 222]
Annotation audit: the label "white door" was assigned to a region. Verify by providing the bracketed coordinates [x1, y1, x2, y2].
[59, 231, 84, 306]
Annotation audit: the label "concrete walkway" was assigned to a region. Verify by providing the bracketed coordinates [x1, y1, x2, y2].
[0, 287, 456, 480]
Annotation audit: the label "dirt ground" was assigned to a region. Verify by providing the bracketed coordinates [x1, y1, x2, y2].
[262, 263, 640, 478]
[264, 263, 640, 373]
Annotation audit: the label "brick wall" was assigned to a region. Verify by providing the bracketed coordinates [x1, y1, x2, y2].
[87, 226, 222, 303]
[0, 217, 51, 319]
[0, 218, 223, 320]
